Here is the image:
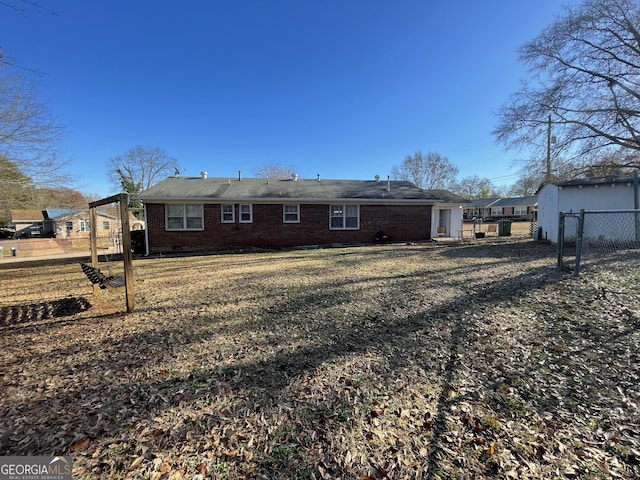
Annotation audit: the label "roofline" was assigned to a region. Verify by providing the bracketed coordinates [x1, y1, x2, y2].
[138, 196, 440, 205]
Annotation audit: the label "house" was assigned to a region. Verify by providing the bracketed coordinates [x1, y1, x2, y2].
[53, 209, 118, 239]
[10, 208, 145, 240]
[137, 174, 469, 254]
[463, 198, 500, 221]
[485, 196, 538, 221]
[462, 196, 537, 222]
[10, 210, 56, 238]
[537, 174, 640, 243]
[54, 208, 144, 239]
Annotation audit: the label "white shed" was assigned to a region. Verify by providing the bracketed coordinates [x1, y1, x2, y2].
[537, 175, 640, 243]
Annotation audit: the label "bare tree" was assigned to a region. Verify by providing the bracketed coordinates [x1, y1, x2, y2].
[494, 0, 640, 172]
[391, 151, 458, 189]
[451, 175, 499, 199]
[108, 145, 180, 196]
[0, 154, 34, 221]
[0, 69, 68, 187]
[253, 161, 297, 178]
[507, 174, 542, 197]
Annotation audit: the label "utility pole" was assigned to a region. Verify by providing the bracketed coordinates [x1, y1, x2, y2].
[546, 114, 552, 182]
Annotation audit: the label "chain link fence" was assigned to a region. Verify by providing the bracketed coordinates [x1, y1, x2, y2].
[558, 210, 640, 283]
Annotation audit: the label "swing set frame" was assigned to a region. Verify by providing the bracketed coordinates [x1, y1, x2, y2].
[88, 193, 135, 312]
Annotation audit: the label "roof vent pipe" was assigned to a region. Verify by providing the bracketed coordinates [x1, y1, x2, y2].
[317, 173, 321, 181]
[238, 170, 242, 181]
[387, 175, 391, 191]
[201, 171, 208, 179]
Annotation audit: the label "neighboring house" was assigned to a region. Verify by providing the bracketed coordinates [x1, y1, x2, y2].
[137, 174, 469, 254]
[462, 196, 537, 222]
[10, 210, 56, 238]
[10, 208, 144, 240]
[53, 209, 144, 239]
[537, 175, 640, 243]
[53, 210, 118, 239]
[486, 196, 538, 221]
[463, 198, 500, 221]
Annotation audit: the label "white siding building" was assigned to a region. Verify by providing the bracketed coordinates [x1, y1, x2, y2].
[537, 175, 639, 243]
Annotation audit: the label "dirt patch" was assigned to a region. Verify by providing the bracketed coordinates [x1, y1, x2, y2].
[0, 241, 638, 479]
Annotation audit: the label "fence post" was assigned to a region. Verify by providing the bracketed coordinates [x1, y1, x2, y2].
[634, 171, 639, 243]
[574, 210, 585, 277]
[557, 212, 565, 270]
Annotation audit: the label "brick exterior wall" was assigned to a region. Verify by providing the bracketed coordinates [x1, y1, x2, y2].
[145, 203, 432, 253]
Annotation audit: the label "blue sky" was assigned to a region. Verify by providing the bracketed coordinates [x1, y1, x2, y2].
[2, 0, 580, 197]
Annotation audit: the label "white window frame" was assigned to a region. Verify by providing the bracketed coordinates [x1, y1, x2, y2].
[514, 206, 528, 215]
[329, 204, 360, 230]
[221, 204, 235, 223]
[283, 204, 300, 223]
[166, 204, 204, 231]
[102, 220, 110, 230]
[65, 221, 73, 233]
[80, 220, 90, 232]
[490, 207, 503, 216]
[239, 204, 253, 223]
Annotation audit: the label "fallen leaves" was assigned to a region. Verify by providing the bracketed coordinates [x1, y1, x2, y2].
[0, 241, 639, 478]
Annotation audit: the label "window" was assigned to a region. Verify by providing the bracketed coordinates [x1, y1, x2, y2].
[239, 204, 252, 223]
[490, 207, 503, 216]
[102, 221, 110, 230]
[330, 204, 359, 230]
[166, 204, 203, 230]
[283, 205, 300, 223]
[65, 221, 73, 233]
[221, 204, 235, 223]
[80, 220, 90, 232]
[514, 206, 528, 215]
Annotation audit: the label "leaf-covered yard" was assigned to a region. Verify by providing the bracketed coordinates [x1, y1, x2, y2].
[1, 240, 639, 479]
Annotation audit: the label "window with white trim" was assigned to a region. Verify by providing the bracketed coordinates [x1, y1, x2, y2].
[514, 206, 528, 215]
[239, 204, 252, 223]
[283, 204, 300, 223]
[490, 207, 503, 216]
[330, 204, 359, 230]
[166, 204, 204, 230]
[80, 220, 90, 232]
[221, 204, 235, 223]
[65, 221, 73, 233]
[102, 221, 110, 230]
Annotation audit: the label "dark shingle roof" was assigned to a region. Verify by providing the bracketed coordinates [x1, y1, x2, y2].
[138, 176, 467, 204]
[490, 196, 538, 207]
[469, 198, 500, 208]
[554, 175, 637, 187]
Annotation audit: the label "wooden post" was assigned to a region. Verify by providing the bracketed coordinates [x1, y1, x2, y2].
[119, 193, 135, 312]
[89, 193, 135, 312]
[89, 206, 100, 294]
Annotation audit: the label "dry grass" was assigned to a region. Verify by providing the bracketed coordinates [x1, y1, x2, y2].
[1, 240, 639, 479]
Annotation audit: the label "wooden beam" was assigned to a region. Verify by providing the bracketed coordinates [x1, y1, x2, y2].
[119, 194, 135, 312]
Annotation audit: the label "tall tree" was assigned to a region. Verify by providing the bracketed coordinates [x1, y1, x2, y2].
[451, 175, 499, 199]
[391, 151, 459, 189]
[0, 68, 68, 187]
[0, 155, 35, 222]
[507, 173, 542, 197]
[494, 0, 640, 173]
[108, 145, 180, 207]
[253, 161, 297, 178]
